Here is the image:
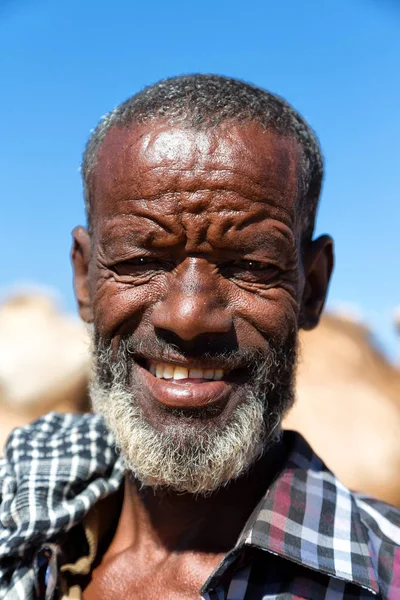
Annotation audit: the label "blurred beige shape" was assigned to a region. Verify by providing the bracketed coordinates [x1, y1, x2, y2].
[0, 293, 90, 453]
[284, 313, 400, 507]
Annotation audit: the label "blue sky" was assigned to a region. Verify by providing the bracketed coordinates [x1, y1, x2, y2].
[0, 0, 399, 358]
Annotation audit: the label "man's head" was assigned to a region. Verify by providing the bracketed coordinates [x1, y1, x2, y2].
[72, 74, 333, 494]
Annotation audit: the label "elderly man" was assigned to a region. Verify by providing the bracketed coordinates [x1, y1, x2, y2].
[1, 75, 399, 600]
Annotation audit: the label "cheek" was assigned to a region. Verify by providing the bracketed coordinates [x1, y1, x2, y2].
[231, 287, 299, 346]
[90, 269, 165, 337]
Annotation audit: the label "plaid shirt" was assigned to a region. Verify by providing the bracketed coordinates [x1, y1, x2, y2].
[1, 413, 399, 600]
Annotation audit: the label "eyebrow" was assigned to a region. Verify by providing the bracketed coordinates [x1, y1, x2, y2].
[99, 218, 296, 261]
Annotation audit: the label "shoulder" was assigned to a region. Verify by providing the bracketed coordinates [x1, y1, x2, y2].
[286, 433, 400, 598]
[1, 412, 122, 494]
[1, 411, 124, 499]
[0, 412, 124, 560]
[2, 411, 111, 460]
[353, 494, 400, 599]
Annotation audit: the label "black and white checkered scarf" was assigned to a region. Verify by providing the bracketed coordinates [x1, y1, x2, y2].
[0, 413, 124, 600]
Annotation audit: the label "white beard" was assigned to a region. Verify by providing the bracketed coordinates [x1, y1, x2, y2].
[90, 377, 273, 495]
[89, 331, 295, 495]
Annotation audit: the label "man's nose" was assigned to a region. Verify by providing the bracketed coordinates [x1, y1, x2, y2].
[151, 259, 232, 341]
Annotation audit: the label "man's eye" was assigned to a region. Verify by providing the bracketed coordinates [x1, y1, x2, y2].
[112, 257, 169, 276]
[220, 259, 282, 283]
[234, 260, 267, 271]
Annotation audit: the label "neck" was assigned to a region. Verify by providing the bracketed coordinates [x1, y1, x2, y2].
[106, 438, 287, 558]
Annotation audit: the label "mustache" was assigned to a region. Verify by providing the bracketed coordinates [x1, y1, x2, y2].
[130, 341, 275, 371]
[92, 329, 298, 390]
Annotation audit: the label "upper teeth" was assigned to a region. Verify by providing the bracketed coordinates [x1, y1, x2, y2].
[150, 363, 224, 381]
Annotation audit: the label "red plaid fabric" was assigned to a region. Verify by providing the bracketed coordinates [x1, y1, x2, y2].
[202, 433, 400, 599]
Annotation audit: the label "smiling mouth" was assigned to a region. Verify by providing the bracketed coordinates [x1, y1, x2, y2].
[148, 361, 226, 382]
[135, 357, 245, 409]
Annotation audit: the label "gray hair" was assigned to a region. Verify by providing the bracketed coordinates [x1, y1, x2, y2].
[82, 74, 324, 241]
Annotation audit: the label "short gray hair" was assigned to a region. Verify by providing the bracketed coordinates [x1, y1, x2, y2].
[82, 74, 324, 241]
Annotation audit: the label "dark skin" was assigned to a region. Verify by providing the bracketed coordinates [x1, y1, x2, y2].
[72, 120, 333, 598]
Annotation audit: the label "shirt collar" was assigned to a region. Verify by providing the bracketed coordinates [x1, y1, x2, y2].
[236, 431, 379, 594]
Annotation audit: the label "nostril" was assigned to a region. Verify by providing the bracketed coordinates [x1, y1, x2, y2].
[153, 328, 240, 358]
[152, 302, 232, 340]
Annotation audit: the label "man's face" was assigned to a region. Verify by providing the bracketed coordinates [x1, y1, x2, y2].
[73, 120, 332, 493]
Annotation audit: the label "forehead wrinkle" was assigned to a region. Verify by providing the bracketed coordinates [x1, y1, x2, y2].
[98, 211, 185, 249]
[180, 207, 296, 256]
[137, 121, 299, 174]
[98, 210, 296, 263]
[133, 165, 291, 203]
[174, 193, 296, 230]
[100, 187, 295, 221]
[98, 191, 296, 252]
[96, 142, 298, 205]
[208, 218, 295, 251]
[94, 120, 300, 177]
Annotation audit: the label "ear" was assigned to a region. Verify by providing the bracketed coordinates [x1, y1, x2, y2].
[300, 235, 334, 330]
[71, 226, 93, 323]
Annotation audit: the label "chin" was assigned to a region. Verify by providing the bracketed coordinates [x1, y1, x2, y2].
[90, 376, 277, 495]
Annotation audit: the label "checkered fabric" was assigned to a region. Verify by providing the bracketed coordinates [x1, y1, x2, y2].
[201, 442, 400, 600]
[1, 413, 400, 600]
[0, 413, 124, 600]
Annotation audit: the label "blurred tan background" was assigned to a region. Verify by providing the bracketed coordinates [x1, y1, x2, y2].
[1, 291, 399, 507]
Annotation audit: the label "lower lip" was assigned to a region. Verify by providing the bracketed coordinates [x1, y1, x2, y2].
[137, 365, 232, 408]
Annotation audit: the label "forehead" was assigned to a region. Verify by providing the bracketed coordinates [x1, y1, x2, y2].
[91, 119, 300, 197]
[89, 120, 301, 245]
